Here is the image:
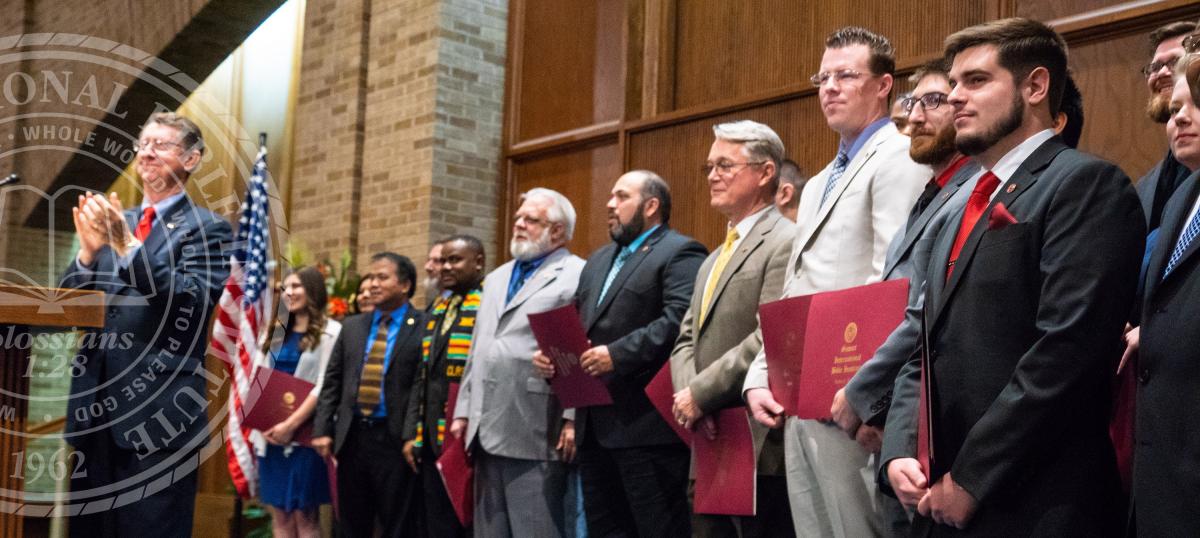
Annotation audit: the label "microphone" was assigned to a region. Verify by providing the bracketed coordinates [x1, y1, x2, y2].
[0, 174, 20, 187]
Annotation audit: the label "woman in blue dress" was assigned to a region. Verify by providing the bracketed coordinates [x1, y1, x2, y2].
[255, 266, 342, 537]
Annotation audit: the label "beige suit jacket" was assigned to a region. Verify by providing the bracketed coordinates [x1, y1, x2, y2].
[669, 207, 795, 474]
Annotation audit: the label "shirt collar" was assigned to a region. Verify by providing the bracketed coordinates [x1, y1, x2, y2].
[839, 117, 891, 162]
[731, 206, 770, 240]
[140, 191, 188, 218]
[621, 224, 660, 255]
[987, 129, 1055, 183]
[935, 155, 971, 188]
[374, 302, 409, 324]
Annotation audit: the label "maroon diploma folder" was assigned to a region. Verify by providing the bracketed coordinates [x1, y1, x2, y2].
[759, 279, 909, 419]
[693, 408, 756, 516]
[644, 361, 691, 446]
[437, 383, 474, 526]
[241, 366, 315, 445]
[527, 304, 613, 408]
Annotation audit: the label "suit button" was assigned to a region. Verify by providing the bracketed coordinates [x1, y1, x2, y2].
[1138, 368, 1151, 384]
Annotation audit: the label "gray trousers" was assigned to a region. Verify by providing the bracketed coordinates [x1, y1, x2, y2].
[474, 450, 569, 538]
[783, 418, 886, 538]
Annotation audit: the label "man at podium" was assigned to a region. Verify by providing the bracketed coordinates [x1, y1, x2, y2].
[59, 112, 232, 538]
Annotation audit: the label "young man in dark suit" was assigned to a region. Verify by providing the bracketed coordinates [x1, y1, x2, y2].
[62, 113, 232, 538]
[883, 18, 1144, 535]
[535, 170, 706, 537]
[313, 252, 426, 537]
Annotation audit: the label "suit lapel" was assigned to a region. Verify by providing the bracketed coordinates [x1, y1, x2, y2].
[1150, 173, 1200, 295]
[503, 248, 567, 316]
[794, 125, 894, 255]
[384, 305, 420, 375]
[701, 210, 779, 333]
[589, 228, 665, 329]
[930, 140, 1064, 328]
[885, 164, 979, 278]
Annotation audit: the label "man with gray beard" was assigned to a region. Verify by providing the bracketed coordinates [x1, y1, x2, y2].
[450, 188, 585, 538]
[423, 241, 447, 310]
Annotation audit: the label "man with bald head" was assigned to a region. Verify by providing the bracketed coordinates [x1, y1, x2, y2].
[536, 170, 706, 536]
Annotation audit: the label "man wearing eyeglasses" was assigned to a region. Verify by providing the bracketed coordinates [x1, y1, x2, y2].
[60, 113, 232, 537]
[1138, 22, 1196, 237]
[669, 120, 797, 537]
[743, 26, 928, 538]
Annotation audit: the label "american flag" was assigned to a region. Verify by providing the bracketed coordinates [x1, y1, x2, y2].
[210, 147, 271, 499]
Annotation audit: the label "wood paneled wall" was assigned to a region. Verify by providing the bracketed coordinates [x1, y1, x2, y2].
[500, 0, 1200, 258]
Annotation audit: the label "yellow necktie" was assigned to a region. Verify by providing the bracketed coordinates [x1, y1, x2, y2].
[440, 295, 463, 336]
[356, 313, 391, 414]
[699, 228, 740, 325]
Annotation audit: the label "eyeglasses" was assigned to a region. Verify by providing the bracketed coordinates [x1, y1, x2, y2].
[901, 92, 950, 113]
[1184, 33, 1200, 54]
[1142, 57, 1180, 78]
[134, 138, 184, 154]
[810, 69, 868, 87]
[514, 214, 548, 227]
[702, 161, 764, 177]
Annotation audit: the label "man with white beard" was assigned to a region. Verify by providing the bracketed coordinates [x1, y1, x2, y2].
[451, 188, 585, 537]
[422, 241, 447, 310]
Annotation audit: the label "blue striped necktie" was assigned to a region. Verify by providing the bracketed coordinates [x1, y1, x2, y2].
[598, 248, 632, 305]
[821, 150, 850, 207]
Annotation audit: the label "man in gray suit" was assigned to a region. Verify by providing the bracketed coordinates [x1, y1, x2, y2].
[831, 59, 974, 461]
[744, 27, 929, 538]
[669, 120, 796, 537]
[450, 188, 586, 538]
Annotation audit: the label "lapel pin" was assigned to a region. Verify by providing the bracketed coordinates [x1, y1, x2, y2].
[942, 192, 950, 200]
[166, 222, 177, 230]
[641, 246, 649, 252]
[1006, 184, 1016, 193]
[407, 318, 414, 325]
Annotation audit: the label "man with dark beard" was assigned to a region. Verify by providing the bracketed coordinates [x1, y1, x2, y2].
[828, 60, 979, 535]
[534, 170, 706, 537]
[1138, 22, 1195, 237]
[883, 18, 1143, 535]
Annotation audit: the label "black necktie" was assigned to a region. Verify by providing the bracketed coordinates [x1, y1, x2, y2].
[906, 179, 941, 229]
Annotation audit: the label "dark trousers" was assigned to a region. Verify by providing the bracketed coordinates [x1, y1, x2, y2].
[690, 474, 794, 538]
[67, 434, 198, 538]
[578, 426, 690, 537]
[420, 444, 467, 538]
[337, 418, 419, 538]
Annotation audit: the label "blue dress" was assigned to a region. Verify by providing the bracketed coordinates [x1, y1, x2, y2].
[257, 331, 332, 511]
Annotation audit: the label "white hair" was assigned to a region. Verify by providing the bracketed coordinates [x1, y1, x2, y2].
[712, 120, 786, 169]
[521, 187, 576, 241]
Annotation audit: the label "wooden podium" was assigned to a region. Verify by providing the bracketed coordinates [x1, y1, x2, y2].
[0, 285, 103, 538]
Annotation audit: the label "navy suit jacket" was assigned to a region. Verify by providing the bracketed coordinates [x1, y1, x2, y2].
[60, 196, 231, 453]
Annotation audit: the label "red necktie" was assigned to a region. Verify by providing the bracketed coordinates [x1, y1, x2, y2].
[945, 172, 1001, 280]
[134, 206, 156, 241]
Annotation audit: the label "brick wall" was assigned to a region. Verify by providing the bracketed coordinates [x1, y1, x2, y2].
[290, 0, 506, 304]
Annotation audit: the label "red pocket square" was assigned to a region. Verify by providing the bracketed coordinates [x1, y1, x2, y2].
[988, 202, 1018, 230]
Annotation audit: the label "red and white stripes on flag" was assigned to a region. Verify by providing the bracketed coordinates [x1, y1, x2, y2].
[210, 148, 272, 499]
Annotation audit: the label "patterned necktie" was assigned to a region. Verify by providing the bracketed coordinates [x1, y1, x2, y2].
[440, 295, 463, 336]
[820, 151, 850, 207]
[356, 312, 391, 415]
[1164, 205, 1200, 277]
[699, 228, 740, 325]
[945, 172, 1001, 280]
[134, 206, 156, 241]
[597, 247, 632, 305]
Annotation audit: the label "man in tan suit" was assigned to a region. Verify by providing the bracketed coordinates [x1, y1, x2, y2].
[669, 120, 796, 537]
[744, 27, 929, 537]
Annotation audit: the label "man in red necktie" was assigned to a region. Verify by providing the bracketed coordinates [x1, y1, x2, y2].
[61, 113, 232, 538]
[882, 18, 1144, 536]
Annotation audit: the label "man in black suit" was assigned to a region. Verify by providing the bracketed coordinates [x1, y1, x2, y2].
[534, 170, 706, 537]
[403, 234, 486, 538]
[1132, 54, 1200, 537]
[313, 252, 427, 538]
[884, 18, 1144, 535]
[62, 113, 231, 538]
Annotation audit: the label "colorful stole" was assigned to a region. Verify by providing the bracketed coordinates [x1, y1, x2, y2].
[414, 287, 481, 448]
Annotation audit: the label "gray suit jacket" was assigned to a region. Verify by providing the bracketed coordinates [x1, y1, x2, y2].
[844, 162, 981, 426]
[670, 207, 795, 475]
[453, 247, 585, 461]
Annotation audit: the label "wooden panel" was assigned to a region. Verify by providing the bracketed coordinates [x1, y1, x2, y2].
[671, 1, 991, 111]
[626, 96, 836, 250]
[513, 0, 625, 143]
[1018, 0, 1127, 21]
[510, 142, 622, 258]
[1071, 32, 1169, 180]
